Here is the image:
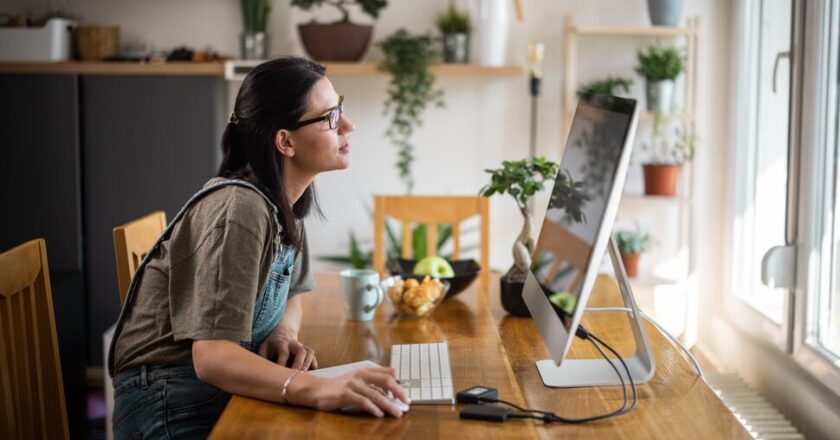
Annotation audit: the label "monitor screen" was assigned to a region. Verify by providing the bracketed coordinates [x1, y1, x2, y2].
[529, 95, 636, 331]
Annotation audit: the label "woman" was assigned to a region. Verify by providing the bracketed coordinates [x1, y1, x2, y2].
[108, 57, 409, 439]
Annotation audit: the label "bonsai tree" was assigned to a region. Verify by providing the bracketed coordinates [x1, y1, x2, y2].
[378, 29, 444, 193]
[479, 157, 559, 282]
[435, 2, 471, 35]
[291, 0, 387, 23]
[634, 45, 685, 81]
[576, 76, 633, 97]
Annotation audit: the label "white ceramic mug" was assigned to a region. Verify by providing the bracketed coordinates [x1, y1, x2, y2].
[340, 269, 384, 321]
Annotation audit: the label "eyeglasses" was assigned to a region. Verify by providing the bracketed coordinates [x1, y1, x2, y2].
[292, 95, 344, 130]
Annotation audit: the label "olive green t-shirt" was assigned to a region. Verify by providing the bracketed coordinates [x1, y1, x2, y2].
[113, 178, 316, 373]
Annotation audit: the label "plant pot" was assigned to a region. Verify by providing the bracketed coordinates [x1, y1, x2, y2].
[297, 22, 373, 62]
[620, 253, 641, 278]
[645, 79, 674, 113]
[240, 31, 268, 60]
[500, 277, 530, 317]
[647, 0, 685, 26]
[643, 163, 682, 196]
[442, 33, 469, 63]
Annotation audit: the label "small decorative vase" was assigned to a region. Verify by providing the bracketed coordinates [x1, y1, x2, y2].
[240, 31, 268, 60]
[647, 0, 685, 26]
[442, 33, 469, 63]
[645, 79, 675, 113]
[643, 164, 682, 196]
[467, 0, 509, 66]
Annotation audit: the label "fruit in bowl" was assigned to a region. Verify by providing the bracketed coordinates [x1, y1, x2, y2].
[413, 256, 455, 278]
[382, 275, 449, 318]
[386, 258, 480, 299]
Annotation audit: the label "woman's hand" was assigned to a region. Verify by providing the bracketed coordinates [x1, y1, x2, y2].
[288, 367, 410, 418]
[258, 323, 317, 370]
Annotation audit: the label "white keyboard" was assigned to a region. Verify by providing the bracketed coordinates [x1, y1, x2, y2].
[390, 342, 454, 405]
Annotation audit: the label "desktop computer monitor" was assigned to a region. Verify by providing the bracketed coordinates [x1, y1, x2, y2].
[522, 94, 653, 388]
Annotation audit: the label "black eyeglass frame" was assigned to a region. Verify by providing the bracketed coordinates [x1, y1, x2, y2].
[291, 95, 344, 130]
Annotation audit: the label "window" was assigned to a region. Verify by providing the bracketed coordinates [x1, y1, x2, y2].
[728, 0, 793, 347]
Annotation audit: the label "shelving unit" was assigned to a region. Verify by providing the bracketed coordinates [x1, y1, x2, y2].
[562, 14, 701, 336]
[224, 60, 523, 81]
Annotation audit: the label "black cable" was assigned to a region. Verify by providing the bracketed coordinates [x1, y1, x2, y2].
[588, 333, 638, 413]
[486, 329, 638, 424]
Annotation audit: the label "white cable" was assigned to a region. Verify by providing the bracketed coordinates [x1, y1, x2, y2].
[585, 307, 705, 380]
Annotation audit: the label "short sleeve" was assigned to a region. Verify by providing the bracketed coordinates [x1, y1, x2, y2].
[289, 222, 316, 296]
[169, 221, 266, 342]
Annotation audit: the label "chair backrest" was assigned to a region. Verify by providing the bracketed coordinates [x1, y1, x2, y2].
[373, 195, 490, 292]
[532, 220, 592, 293]
[0, 239, 69, 440]
[112, 211, 167, 306]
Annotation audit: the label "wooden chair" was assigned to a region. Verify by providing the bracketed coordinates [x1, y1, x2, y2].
[532, 219, 592, 293]
[0, 239, 69, 440]
[373, 196, 490, 292]
[112, 211, 167, 306]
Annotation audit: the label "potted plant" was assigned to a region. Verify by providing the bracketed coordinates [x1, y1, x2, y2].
[291, 0, 387, 61]
[634, 44, 685, 113]
[436, 1, 471, 63]
[378, 29, 444, 194]
[479, 157, 560, 317]
[642, 113, 697, 196]
[576, 76, 633, 97]
[240, 0, 272, 59]
[614, 226, 653, 278]
[647, 0, 684, 26]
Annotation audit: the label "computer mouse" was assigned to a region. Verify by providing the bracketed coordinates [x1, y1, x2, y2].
[341, 391, 410, 415]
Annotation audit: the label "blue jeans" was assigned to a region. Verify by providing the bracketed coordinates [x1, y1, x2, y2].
[113, 365, 231, 440]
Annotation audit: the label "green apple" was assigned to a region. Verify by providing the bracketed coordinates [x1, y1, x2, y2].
[413, 256, 455, 278]
[549, 292, 577, 315]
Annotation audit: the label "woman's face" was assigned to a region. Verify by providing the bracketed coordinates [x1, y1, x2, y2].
[278, 77, 355, 174]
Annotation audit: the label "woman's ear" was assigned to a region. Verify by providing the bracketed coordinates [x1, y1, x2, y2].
[275, 129, 295, 158]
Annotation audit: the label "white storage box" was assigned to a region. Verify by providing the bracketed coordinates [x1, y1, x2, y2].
[0, 18, 76, 62]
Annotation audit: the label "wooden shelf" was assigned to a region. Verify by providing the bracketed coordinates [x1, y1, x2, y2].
[0, 61, 225, 76]
[572, 25, 697, 37]
[1, 61, 523, 78]
[620, 193, 689, 205]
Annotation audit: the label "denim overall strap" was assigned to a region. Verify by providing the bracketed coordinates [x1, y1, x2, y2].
[240, 242, 297, 352]
[107, 179, 281, 378]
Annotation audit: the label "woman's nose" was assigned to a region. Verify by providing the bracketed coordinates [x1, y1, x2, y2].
[339, 115, 355, 134]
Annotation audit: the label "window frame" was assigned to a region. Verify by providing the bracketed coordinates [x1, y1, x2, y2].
[723, 0, 795, 352]
[791, 0, 840, 397]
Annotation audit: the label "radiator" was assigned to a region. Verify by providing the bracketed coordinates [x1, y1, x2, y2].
[706, 373, 805, 440]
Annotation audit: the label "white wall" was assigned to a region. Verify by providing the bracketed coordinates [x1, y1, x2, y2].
[6, 0, 731, 280]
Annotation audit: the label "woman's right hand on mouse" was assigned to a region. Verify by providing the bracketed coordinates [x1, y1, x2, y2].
[286, 366, 410, 418]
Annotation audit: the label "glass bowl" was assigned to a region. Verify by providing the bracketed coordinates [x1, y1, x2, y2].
[381, 275, 450, 319]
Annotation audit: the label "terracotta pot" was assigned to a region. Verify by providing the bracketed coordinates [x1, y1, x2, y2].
[620, 253, 641, 278]
[500, 277, 530, 317]
[297, 22, 373, 61]
[643, 163, 682, 196]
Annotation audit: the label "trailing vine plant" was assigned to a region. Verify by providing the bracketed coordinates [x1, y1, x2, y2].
[378, 28, 444, 193]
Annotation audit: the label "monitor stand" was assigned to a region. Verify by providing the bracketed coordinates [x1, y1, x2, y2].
[535, 237, 656, 388]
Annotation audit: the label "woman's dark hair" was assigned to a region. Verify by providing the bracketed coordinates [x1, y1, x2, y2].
[218, 57, 325, 250]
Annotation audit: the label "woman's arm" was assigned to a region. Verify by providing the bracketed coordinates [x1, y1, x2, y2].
[258, 295, 318, 369]
[192, 339, 409, 417]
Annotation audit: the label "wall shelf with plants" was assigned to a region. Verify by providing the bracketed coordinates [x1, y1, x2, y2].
[562, 13, 700, 334]
[224, 60, 522, 80]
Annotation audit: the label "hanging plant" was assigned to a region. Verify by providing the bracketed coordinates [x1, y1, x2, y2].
[378, 28, 445, 193]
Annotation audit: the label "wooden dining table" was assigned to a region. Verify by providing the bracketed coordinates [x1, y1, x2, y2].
[210, 273, 750, 439]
